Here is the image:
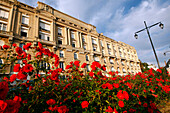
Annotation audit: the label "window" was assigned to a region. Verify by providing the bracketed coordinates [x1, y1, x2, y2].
[108, 50, 111, 55]
[117, 67, 120, 72]
[0, 10, 9, 19]
[121, 61, 124, 66]
[117, 60, 119, 65]
[93, 46, 97, 51]
[39, 19, 50, 31]
[0, 59, 3, 69]
[110, 58, 114, 64]
[94, 56, 99, 62]
[0, 23, 7, 31]
[0, 40, 5, 47]
[92, 38, 97, 44]
[86, 55, 89, 61]
[86, 64, 90, 72]
[58, 27, 62, 35]
[83, 45, 86, 50]
[58, 37, 62, 45]
[102, 49, 105, 55]
[82, 35, 85, 42]
[100, 40, 103, 47]
[104, 58, 106, 63]
[21, 26, 28, 37]
[71, 31, 75, 39]
[22, 15, 29, 25]
[59, 62, 64, 71]
[111, 67, 115, 72]
[72, 42, 75, 47]
[59, 50, 64, 58]
[123, 68, 126, 73]
[39, 32, 50, 41]
[107, 44, 110, 49]
[74, 53, 78, 60]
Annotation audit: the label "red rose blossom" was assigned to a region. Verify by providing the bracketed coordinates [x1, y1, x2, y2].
[10, 74, 17, 82]
[3, 45, 10, 49]
[81, 63, 87, 68]
[118, 100, 124, 108]
[0, 100, 7, 112]
[13, 64, 21, 72]
[0, 81, 9, 100]
[81, 101, 89, 109]
[46, 99, 56, 105]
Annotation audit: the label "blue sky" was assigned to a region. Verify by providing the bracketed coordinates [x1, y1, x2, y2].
[18, 0, 170, 67]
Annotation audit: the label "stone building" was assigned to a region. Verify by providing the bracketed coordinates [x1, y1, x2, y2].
[0, 0, 141, 76]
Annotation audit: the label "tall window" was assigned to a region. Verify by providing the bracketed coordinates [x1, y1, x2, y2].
[100, 40, 103, 47]
[111, 67, 115, 72]
[86, 55, 89, 61]
[58, 37, 62, 45]
[39, 32, 50, 41]
[59, 62, 64, 71]
[59, 50, 64, 58]
[21, 26, 28, 37]
[74, 53, 78, 60]
[123, 68, 126, 73]
[92, 38, 97, 44]
[39, 19, 50, 31]
[86, 64, 90, 72]
[107, 44, 110, 49]
[0, 59, 3, 68]
[94, 56, 99, 62]
[110, 58, 113, 64]
[58, 27, 62, 35]
[0, 23, 7, 31]
[82, 35, 85, 42]
[83, 45, 86, 50]
[93, 46, 97, 51]
[22, 15, 29, 25]
[72, 41, 75, 47]
[0, 10, 9, 19]
[71, 31, 75, 39]
[104, 58, 106, 63]
[117, 67, 120, 73]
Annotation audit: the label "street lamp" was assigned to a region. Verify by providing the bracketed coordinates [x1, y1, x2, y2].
[134, 21, 164, 68]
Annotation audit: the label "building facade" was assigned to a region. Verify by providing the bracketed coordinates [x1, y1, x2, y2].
[0, 0, 141, 75]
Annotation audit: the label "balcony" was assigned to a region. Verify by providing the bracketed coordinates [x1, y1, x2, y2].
[0, 30, 13, 37]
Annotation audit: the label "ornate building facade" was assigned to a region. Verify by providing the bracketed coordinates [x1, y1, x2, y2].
[0, 0, 141, 75]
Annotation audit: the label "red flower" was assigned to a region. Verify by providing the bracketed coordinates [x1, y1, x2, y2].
[23, 43, 32, 50]
[0, 82, 9, 100]
[5, 99, 21, 113]
[12, 43, 17, 47]
[129, 108, 136, 113]
[102, 84, 107, 89]
[118, 100, 124, 108]
[42, 111, 50, 113]
[10, 74, 17, 82]
[3, 45, 10, 49]
[15, 47, 23, 55]
[46, 99, 56, 105]
[57, 105, 69, 113]
[35, 52, 42, 58]
[102, 65, 106, 71]
[16, 71, 27, 80]
[117, 90, 124, 100]
[156, 69, 162, 73]
[13, 96, 22, 102]
[89, 72, 94, 77]
[23, 64, 33, 73]
[123, 91, 129, 100]
[27, 54, 31, 60]
[150, 102, 157, 110]
[143, 103, 148, 107]
[123, 111, 127, 113]
[13, 64, 21, 72]
[113, 83, 119, 88]
[74, 61, 80, 67]
[81, 63, 87, 68]
[81, 101, 89, 109]
[0, 100, 7, 112]
[105, 106, 113, 112]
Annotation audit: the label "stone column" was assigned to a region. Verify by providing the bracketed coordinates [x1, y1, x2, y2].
[68, 28, 71, 45]
[79, 32, 83, 48]
[64, 27, 68, 45]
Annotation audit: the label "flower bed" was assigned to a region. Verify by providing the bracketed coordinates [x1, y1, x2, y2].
[0, 43, 170, 113]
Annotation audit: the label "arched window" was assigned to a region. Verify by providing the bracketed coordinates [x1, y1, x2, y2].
[74, 52, 78, 60]
[0, 59, 3, 68]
